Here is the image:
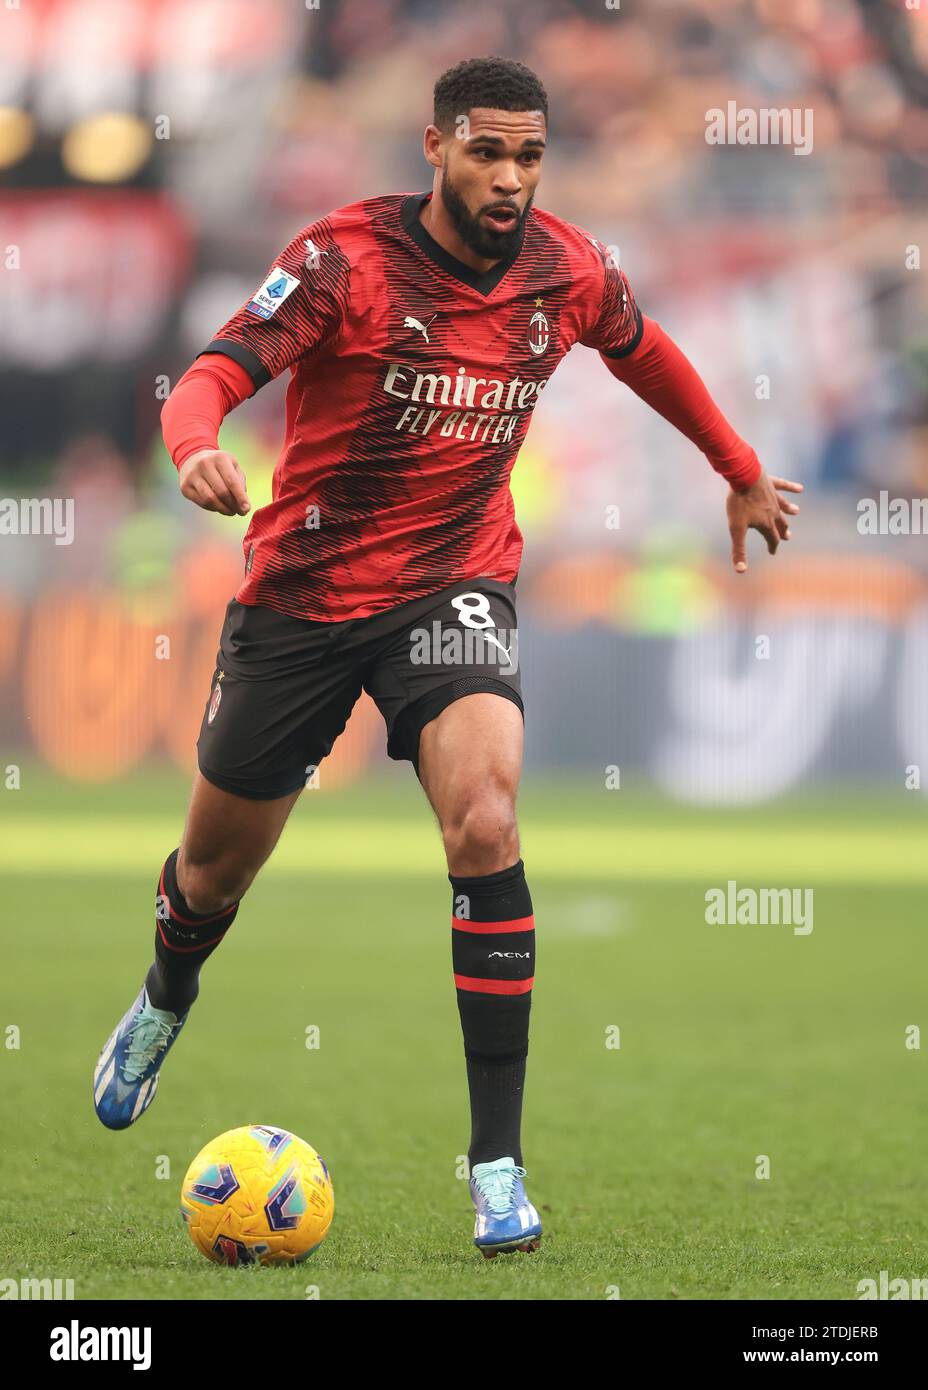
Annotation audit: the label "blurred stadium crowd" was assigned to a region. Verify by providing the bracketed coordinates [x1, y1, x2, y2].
[0, 0, 926, 792]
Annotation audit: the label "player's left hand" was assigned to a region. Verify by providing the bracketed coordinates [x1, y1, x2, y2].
[727, 471, 803, 573]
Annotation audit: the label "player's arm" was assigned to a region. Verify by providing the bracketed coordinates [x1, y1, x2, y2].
[162, 222, 347, 516]
[581, 249, 802, 571]
[161, 355, 253, 515]
[602, 315, 802, 572]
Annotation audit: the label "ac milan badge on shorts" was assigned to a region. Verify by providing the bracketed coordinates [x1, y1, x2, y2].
[208, 683, 222, 725]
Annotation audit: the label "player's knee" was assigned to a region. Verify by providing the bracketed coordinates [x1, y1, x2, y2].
[177, 855, 253, 915]
[442, 794, 519, 875]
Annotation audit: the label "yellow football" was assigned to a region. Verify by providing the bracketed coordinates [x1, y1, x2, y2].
[180, 1125, 334, 1266]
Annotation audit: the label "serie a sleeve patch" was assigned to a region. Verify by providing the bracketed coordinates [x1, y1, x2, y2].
[246, 267, 302, 320]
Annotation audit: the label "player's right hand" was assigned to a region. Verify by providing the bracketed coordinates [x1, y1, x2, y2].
[178, 449, 251, 516]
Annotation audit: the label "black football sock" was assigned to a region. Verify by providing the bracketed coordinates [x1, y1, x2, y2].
[144, 848, 239, 1015]
[450, 859, 534, 1170]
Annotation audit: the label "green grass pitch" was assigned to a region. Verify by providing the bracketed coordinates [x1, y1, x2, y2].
[1, 767, 926, 1300]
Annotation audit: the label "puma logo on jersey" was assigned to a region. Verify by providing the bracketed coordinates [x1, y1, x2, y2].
[304, 238, 327, 271]
[403, 313, 436, 342]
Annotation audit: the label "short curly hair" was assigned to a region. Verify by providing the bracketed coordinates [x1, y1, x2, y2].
[433, 56, 548, 132]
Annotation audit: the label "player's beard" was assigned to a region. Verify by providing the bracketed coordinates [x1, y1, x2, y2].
[440, 167, 531, 261]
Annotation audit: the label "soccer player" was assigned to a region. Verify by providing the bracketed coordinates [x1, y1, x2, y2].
[93, 56, 801, 1257]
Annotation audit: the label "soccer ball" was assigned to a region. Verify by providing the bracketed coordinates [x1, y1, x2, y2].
[180, 1124, 334, 1266]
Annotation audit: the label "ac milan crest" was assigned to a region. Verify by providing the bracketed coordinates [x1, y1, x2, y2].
[528, 310, 549, 356]
[207, 683, 222, 725]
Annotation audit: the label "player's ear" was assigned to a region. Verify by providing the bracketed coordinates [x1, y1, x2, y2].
[422, 124, 444, 170]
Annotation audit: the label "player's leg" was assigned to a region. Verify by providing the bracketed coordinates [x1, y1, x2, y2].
[418, 694, 530, 1167]
[146, 770, 303, 1017]
[94, 773, 303, 1132]
[417, 693, 541, 1256]
[94, 595, 362, 1131]
[361, 577, 539, 1250]
[418, 691, 522, 874]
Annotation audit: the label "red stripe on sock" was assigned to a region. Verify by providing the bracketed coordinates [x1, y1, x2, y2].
[158, 863, 238, 927]
[451, 915, 534, 934]
[453, 974, 534, 995]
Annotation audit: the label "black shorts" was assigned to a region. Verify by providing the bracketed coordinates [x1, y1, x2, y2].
[196, 578, 522, 799]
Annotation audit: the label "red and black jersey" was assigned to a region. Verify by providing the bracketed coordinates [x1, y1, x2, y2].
[200, 191, 642, 622]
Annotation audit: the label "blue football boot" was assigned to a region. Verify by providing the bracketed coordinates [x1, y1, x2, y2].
[470, 1156, 542, 1258]
[93, 986, 189, 1130]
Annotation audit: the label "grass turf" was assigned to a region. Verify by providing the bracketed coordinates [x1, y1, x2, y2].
[1, 768, 925, 1299]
